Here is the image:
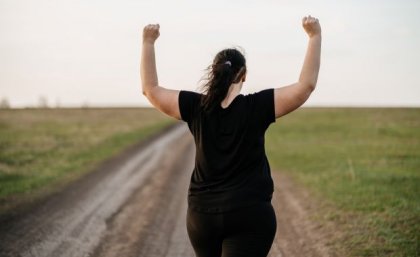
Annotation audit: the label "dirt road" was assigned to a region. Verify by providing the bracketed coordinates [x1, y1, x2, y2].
[0, 123, 332, 257]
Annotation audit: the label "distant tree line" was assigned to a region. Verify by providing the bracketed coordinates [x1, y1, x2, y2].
[0, 96, 90, 109]
[0, 98, 10, 109]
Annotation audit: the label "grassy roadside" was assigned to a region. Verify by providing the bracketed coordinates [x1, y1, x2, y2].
[0, 108, 174, 214]
[265, 108, 420, 256]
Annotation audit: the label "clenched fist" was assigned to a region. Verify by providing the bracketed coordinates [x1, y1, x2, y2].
[143, 24, 160, 44]
[302, 15, 321, 38]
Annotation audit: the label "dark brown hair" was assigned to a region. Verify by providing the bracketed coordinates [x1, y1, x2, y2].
[199, 48, 247, 113]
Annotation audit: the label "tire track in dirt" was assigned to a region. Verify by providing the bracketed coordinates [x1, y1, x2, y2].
[91, 132, 195, 257]
[0, 123, 193, 257]
[269, 171, 332, 257]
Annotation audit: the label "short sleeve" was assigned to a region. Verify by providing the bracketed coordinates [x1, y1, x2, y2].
[248, 88, 276, 130]
[178, 90, 202, 123]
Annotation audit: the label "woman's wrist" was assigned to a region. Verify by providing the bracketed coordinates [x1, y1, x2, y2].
[142, 39, 156, 45]
[309, 33, 322, 40]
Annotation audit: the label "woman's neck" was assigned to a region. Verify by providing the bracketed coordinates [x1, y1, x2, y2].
[221, 82, 243, 108]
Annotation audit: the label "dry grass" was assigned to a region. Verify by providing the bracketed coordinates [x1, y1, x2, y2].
[266, 107, 420, 256]
[0, 108, 174, 214]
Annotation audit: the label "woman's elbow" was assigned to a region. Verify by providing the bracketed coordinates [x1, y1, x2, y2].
[141, 85, 154, 97]
[307, 83, 316, 92]
[296, 85, 315, 104]
[300, 80, 316, 93]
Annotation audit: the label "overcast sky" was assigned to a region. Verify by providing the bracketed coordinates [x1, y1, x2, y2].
[1, 0, 419, 107]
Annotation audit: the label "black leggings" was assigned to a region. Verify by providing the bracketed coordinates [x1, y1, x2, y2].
[186, 201, 277, 257]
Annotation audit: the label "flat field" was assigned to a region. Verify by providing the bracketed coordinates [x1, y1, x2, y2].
[0, 108, 174, 214]
[1, 107, 418, 256]
[266, 108, 420, 256]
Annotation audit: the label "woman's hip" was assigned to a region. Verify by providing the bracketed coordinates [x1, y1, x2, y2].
[186, 201, 277, 235]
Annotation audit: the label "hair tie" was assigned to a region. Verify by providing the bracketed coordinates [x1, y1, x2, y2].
[224, 61, 232, 66]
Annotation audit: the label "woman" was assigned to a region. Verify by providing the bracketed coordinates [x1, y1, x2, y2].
[141, 15, 321, 257]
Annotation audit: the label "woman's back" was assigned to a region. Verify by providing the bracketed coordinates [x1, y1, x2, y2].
[179, 88, 276, 213]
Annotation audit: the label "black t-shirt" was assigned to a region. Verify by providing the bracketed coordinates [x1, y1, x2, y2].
[179, 88, 276, 213]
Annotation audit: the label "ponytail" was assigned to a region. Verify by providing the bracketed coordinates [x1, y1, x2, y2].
[200, 48, 247, 113]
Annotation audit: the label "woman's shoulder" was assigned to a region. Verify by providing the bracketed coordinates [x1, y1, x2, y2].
[180, 90, 203, 99]
[179, 90, 203, 104]
[243, 88, 274, 97]
[242, 88, 274, 104]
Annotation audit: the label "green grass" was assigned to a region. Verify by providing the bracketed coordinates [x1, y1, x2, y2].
[0, 108, 174, 213]
[266, 108, 420, 257]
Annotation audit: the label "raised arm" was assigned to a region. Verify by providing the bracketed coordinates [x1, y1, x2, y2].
[141, 24, 181, 120]
[274, 15, 322, 118]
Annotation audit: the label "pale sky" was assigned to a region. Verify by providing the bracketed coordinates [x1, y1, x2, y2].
[1, 0, 419, 108]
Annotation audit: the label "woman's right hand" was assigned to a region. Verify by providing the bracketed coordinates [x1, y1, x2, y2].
[302, 15, 321, 38]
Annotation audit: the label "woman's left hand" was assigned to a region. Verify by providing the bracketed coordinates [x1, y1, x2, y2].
[143, 24, 160, 44]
